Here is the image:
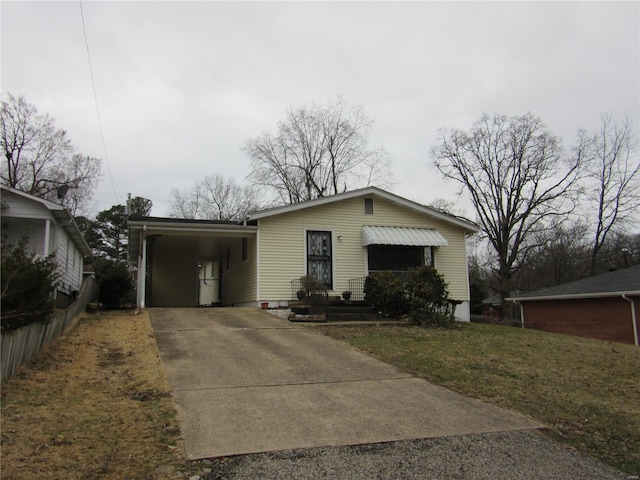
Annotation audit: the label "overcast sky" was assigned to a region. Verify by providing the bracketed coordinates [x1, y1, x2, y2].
[2, 1, 638, 218]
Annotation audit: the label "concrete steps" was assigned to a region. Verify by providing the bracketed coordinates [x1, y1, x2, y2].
[290, 301, 378, 322]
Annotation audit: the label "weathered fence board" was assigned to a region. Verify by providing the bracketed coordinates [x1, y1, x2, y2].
[1, 276, 100, 382]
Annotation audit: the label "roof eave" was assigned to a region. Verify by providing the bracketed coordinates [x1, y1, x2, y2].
[128, 219, 258, 235]
[248, 187, 480, 233]
[52, 209, 92, 256]
[507, 290, 640, 302]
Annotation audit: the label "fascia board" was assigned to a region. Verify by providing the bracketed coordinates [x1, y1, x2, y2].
[507, 291, 640, 302]
[248, 187, 480, 233]
[128, 221, 257, 235]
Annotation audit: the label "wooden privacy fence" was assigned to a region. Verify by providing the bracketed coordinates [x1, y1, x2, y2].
[1, 276, 100, 382]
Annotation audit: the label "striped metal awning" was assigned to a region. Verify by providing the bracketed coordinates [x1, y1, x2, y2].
[362, 226, 448, 247]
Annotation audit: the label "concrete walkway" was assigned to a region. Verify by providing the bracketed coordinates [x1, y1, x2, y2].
[149, 307, 541, 460]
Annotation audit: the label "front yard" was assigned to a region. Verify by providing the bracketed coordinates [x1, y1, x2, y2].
[312, 322, 640, 476]
[0, 311, 209, 480]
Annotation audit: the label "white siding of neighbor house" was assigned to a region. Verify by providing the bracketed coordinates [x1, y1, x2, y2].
[2, 217, 48, 255]
[151, 242, 198, 307]
[221, 236, 258, 306]
[1, 191, 84, 295]
[54, 225, 83, 295]
[257, 195, 471, 303]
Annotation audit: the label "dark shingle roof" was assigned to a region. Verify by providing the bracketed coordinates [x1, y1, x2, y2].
[508, 265, 640, 300]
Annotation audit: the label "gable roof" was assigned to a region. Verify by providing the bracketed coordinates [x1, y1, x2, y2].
[248, 187, 479, 234]
[507, 265, 640, 301]
[1, 185, 92, 256]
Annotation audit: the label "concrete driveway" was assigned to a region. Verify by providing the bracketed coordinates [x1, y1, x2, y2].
[149, 307, 541, 459]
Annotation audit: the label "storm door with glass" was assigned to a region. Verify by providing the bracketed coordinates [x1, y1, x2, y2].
[306, 230, 332, 289]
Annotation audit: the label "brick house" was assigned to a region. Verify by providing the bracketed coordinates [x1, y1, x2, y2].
[507, 265, 640, 345]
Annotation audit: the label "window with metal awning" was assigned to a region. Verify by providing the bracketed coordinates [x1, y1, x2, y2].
[362, 226, 448, 271]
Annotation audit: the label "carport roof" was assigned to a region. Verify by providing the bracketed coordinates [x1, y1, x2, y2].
[128, 216, 257, 260]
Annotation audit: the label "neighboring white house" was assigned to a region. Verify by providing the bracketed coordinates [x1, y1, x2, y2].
[128, 187, 480, 321]
[1, 185, 92, 306]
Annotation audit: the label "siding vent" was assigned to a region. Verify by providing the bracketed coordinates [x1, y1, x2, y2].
[364, 198, 374, 214]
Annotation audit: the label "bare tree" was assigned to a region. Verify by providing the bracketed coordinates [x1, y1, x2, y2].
[579, 114, 640, 275]
[0, 93, 102, 215]
[431, 113, 583, 303]
[245, 97, 394, 204]
[428, 197, 469, 218]
[168, 174, 258, 221]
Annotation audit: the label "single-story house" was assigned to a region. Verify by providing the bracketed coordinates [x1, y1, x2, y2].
[1, 185, 92, 306]
[128, 187, 480, 321]
[507, 265, 640, 345]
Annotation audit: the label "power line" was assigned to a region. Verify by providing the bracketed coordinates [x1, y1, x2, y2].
[79, 0, 118, 204]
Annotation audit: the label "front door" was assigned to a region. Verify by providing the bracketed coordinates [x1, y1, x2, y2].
[307, 230, 332, 289]
[198, 260, 219, 306]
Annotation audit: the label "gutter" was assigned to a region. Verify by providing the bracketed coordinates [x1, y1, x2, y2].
[622, 294, 639, 346]
[506, 290, 640, 302]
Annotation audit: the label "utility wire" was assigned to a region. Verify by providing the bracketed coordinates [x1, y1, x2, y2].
[79, 0, 118, 204]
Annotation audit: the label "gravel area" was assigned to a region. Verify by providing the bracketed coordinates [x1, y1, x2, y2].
[201, 431, 631, 480]
[265, 308, 292, 320]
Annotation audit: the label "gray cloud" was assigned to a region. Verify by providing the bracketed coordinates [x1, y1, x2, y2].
[2, 1, 638, 217]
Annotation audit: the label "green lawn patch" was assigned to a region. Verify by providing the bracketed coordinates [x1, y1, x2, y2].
[311, 322, 640, 476]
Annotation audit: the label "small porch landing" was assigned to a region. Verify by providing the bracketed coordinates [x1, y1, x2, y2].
[288, 299, 379, 322]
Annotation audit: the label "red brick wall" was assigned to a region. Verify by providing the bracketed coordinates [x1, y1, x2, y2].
[521, 296, 640, 345]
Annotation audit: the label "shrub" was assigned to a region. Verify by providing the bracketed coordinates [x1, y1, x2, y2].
[364, 271, 410, 318]
[93, 258, 133, 308]
[364, 267, 455, 327]
[407, 266, 454, 327]
[1, 233, 58, 332]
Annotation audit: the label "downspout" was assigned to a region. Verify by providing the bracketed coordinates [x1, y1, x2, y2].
[517, 301, 525, 329]
[511, 300, 525, 329]
[622, 294, 639, 346]
[43, 218, 51, 256]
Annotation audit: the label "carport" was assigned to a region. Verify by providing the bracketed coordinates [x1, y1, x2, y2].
[128, 217, 257, 308]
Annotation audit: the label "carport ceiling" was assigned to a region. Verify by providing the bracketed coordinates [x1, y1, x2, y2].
[152, 234, 239, 257]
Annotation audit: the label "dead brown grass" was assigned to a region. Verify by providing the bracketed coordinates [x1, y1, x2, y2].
[1, 310, 200, 480]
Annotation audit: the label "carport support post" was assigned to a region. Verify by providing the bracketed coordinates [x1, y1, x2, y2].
[137, 230, 147, 308]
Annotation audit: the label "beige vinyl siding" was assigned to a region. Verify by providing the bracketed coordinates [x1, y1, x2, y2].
[258, 196, 471, 302]
[221, 236, 258, 305]
[152, 244, 198, 307]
